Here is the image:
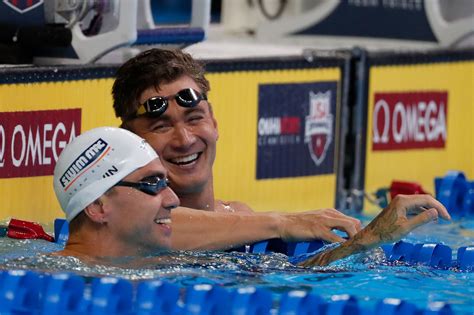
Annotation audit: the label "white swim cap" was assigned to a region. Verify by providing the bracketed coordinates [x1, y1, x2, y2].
[53, 127, 158, 222]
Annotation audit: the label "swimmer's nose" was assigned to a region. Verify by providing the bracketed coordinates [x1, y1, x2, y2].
[162, 186, 180, 211]
[171, 125, 196, 150]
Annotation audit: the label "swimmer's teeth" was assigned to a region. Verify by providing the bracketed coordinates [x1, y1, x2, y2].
[171, 153, 198, 164]
[154, 218, 171, 224]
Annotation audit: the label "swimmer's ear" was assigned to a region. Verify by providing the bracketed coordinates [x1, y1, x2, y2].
[84, 198, 107, 224]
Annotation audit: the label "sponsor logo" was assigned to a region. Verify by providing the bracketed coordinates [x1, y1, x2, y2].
[305, 91, 333, 166]
[257, 116, 301, 145]
[3, 0, 43, 14]
[0, 109, 81, 178]
[372, 92, 447, 150]
[257, 81, 337, 179]
[59, 138, 109, 191]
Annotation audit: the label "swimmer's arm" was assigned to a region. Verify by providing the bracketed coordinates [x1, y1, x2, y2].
[171, 207, 280, 250]
[298, 231, 369, 266]
[230, 201, 254, 213]
[214, 200, 254, 213]
[171, 207, 361, 250]
[299, 195, 450, 267]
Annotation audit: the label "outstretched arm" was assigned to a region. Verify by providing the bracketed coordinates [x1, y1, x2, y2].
[171, 207, 361, 250]
[299, 195, 451, 267]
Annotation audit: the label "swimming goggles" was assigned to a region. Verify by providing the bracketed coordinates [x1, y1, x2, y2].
[136, 88, 207, 117]
[114, 176, 169, 196]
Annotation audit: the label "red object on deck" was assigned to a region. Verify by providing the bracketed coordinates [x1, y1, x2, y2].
[390, 181, 429, 200]
[6, 218, 54, 242]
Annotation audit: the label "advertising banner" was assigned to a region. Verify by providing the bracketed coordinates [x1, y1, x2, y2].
[256, 81, 337, 179]
[0, 76, 119, 222]
[364, 59, 474, 213]
[0, 109, 80, 178]
[372, 91, 447, 151]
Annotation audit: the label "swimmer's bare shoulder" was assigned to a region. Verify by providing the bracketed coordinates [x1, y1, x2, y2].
[49, 248, 98, 264]
[51, 249, 173, 267]
[215, 200, 254, 213]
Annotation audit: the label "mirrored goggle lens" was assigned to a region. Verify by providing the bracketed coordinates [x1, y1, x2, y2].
[115, 178, 169, 196]
[141, 178, 169, 195]
[175, 88, 206, 107]
[137, 88, 207, 117]
[145, 97, 168, 116]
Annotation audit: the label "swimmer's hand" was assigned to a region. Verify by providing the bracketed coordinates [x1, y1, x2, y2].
[278, 208, 362, 243]
[299, 194, 451, 267]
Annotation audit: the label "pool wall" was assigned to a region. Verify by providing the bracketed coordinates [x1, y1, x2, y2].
[0, 48, 473, 223]
[359, 50, 474, 214]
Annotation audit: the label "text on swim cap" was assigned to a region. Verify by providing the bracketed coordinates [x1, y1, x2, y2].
[59, 138, 109, 190]
[102, 165, 118, 178]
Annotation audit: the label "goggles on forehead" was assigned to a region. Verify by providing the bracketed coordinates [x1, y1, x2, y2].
[136, 88, 207, 118]
[114, 176, 169, 196]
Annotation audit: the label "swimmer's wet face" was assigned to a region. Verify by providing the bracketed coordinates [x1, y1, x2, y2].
[54, 127, 180, 256]
[100, 158, 179, 253]
[127, 75, 218, 198]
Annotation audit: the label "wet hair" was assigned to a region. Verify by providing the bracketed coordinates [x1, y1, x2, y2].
[112, 48, 210, 121]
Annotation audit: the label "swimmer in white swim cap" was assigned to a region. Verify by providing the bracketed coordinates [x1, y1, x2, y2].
[53, 127, 179, 258]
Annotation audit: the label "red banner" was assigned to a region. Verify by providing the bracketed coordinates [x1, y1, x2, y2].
[372, 92, 447, 151]
[0, 109, 81, 178]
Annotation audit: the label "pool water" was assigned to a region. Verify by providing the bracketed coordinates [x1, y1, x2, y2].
[0, 217, 473, 314]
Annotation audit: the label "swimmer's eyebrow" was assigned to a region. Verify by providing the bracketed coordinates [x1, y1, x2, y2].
[183, 106, 206, 115]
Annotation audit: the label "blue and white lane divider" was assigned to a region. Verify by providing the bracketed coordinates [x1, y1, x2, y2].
[381, 240, 474, 271]
[435, 170, 474, 218]
[244, 238, 474, 271]
[0, 270, 457, 315]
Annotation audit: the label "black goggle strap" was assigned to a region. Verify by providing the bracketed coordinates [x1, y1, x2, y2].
[115, 177, 169, 196]
[135, 89, 207, 117]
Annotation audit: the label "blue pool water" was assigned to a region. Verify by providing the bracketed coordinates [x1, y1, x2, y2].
[0, 217, 473, 314]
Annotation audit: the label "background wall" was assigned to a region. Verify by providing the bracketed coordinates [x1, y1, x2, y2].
[0, 57, 343, 223]
[362, 54, 474, 214]
[209, 65, 341, 212]
[0, 72, 119, 222]
[1, 50, 472, 223]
